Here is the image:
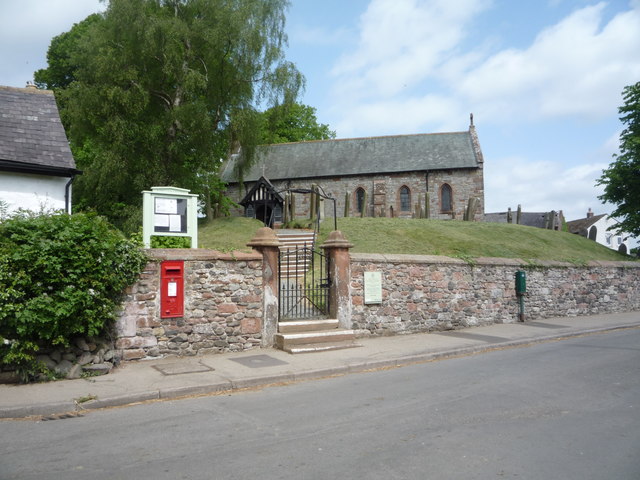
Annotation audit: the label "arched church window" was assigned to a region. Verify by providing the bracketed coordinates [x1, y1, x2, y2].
[356, 188, 366, 214]
[399, 186, 411, 211]
[440, 184, 452, 213]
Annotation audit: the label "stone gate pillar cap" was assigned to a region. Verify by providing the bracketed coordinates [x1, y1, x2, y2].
[247, 227, 281, 248]
[321, 230, 354, 249]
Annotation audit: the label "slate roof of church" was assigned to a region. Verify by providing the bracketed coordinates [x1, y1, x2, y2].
[221, 129, 481, 183]
[0, 85, 78, 176]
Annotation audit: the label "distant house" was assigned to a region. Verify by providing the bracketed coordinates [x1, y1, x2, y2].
[0, 85, 80, 216]
[222, 117, 485, 227]
[485, 209, 565, 230]
[566, 209, 631, 254]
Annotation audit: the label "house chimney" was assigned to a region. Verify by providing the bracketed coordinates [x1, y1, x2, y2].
[586, 208, 593, 218]
[25, 81, 37, 90]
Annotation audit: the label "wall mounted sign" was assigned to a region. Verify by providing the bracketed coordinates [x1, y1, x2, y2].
[364, 271, 382, 304]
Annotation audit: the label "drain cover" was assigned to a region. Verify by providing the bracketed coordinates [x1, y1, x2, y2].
[153, 362, 214, 376]
[229, 355, 289, 368]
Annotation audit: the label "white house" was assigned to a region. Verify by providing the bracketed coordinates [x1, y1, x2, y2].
[567, 209, 632, 255]
[0, 85, 80, 216]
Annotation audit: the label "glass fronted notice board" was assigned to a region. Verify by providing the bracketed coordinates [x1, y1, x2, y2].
[154, 197, 187, 233]
[142, 186, 198, 248]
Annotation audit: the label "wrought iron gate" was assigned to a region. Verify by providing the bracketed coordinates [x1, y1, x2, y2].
[278, 246, 330, 320]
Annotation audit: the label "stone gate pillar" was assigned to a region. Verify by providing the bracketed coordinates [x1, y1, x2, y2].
[247, 227, 281, 347]
[321, 231, 354, 329]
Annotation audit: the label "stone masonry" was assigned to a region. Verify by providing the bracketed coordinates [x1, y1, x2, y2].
[116, 249, 263, 360]
[226, 167, 484, 221]
[350, 254, 640, 336]
[114, 243, 639, 362]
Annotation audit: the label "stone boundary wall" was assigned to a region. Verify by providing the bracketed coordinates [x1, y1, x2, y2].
[116, 247, 639, 361]
[350, 253, 640, 336]
[116, 249, 264, 360]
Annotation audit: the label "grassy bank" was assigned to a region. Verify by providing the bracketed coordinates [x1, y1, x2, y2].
[198, 216, 632, 264]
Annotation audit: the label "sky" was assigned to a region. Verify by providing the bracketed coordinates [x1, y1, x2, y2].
[1, 0, 639, 234]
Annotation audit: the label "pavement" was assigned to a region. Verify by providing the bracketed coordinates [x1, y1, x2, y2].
[1, 311, 639, 419]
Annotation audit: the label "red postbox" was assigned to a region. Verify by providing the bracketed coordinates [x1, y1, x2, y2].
[161, 260, 184, 318]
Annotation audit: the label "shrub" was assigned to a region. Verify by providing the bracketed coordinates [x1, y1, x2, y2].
[151, 235, 192, 248]
[0, 212, 147, 381]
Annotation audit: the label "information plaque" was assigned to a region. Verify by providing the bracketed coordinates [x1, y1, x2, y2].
[364, 271, 382, 304]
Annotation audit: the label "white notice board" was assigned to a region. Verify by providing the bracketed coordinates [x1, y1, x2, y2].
[364, 271, 382, 304]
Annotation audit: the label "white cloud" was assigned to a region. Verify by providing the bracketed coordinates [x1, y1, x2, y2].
[0, 0, 105, 87]
[485, 155, 609, 221]
[331, 94, 461, 135]
[329, 0, 492, 132]
[455, 2, 640, 122]
[328, 0, 640, 136]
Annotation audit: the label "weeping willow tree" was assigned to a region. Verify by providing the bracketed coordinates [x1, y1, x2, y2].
[37, 0, 303, 232]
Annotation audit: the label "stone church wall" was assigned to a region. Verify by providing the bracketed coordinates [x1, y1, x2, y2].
[226, 167, 484, 221]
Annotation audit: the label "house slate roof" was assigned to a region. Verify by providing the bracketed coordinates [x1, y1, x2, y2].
[0, 85, 79, 177]
[566, 214, 607, 235]
[221, 129, 480, 183]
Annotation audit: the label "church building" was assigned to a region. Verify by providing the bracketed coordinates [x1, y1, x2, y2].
[221, 117, 485, 226]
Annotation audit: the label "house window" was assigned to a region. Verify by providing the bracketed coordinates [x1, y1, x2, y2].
[399, 186, 411, 211]
[440, 183, 452, 213]
[355, 188, 366, 214]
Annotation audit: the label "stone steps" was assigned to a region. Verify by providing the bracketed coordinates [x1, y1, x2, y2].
[276, 230, 317, 278]
[276, 229, 316, 250]
[278, 318, 339, 333]
[275, 319, 359, 354]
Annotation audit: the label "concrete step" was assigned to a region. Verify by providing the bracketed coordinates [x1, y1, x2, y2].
[275, 329, 356, 352]
[278, 319, 339, 334]
[283, 340, 362, 354]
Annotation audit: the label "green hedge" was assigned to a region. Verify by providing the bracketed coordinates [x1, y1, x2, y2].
[0, 212, 147, 381]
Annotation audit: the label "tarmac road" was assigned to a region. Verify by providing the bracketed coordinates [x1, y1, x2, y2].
[1, 326, 639, 480]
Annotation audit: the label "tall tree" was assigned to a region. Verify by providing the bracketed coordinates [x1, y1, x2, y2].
[259, 103, 336, 144]
[34, 14, 103, 91]
[39, 0, 303, 231]
[597, 81, 640, 238]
